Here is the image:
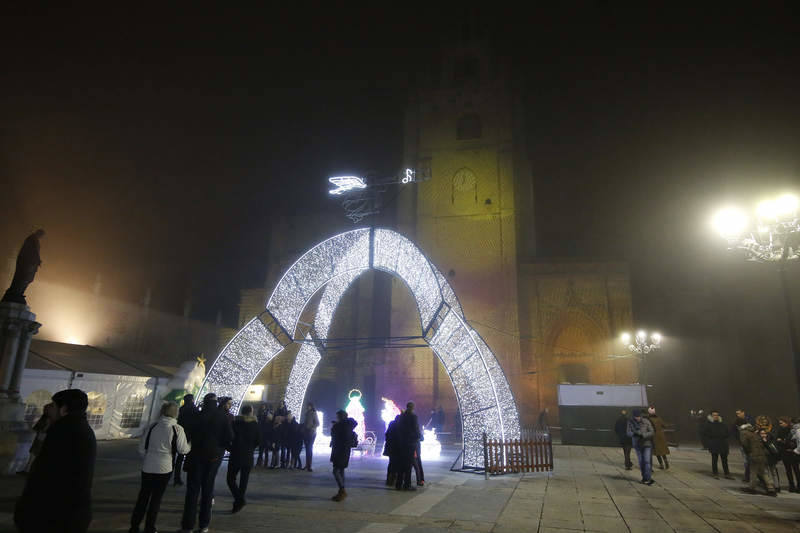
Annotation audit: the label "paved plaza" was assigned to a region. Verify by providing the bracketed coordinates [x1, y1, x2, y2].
[2, 440, 800, 532]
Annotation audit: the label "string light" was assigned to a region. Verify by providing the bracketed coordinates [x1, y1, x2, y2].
[200, 227, 520, 469]
[284, 334, 323, 416]
[345, 389, 366, 444]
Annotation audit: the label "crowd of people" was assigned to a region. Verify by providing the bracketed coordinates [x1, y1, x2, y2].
[12, 388, 430, 533]
[615, 405, 800, 496]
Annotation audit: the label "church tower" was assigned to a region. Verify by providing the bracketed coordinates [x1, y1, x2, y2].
[387, 39, 534, 415]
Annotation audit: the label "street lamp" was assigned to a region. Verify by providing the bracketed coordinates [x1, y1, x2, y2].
[621, 330, 662, 354]
[712, 192, 800, 404]
[615, 330, 662, 386]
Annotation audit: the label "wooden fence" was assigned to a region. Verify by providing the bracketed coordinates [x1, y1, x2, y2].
[483, 432, 554, 475]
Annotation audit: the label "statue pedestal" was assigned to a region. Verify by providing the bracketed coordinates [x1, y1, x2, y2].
[0, 302, 41, 475]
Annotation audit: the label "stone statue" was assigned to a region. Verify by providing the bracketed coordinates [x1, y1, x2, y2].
[2, 229, 45, 305]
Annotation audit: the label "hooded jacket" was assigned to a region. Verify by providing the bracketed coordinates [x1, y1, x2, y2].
[139, 415, 191, 474]
[627, 417, 654, 449]
[739, 424, 768, 463]
[330, 417, 358, 468]
[229, 414, 260, 467]
[187, 405, 234, 463]
[15, 412, 96, 533]
[614, 415, 632, 445]
[702, 415, 730, 455]
[792, 423, 800, 455]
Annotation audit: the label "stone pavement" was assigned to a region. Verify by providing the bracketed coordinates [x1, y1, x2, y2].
[1, 440, 800, 532]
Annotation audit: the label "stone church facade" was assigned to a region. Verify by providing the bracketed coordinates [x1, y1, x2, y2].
[236, 42, 636, 430]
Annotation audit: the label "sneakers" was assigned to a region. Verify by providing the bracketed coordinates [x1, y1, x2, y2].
[332, 488, 347, 501]
[417, 480, 425, 487]
[643, 479, 654, 486]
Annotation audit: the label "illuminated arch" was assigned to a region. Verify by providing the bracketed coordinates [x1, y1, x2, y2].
[201, 227, 520, 468]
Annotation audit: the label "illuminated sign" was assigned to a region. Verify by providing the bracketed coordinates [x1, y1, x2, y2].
[328, 176, 367, 195]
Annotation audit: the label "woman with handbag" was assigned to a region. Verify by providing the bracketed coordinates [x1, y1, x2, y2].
[129, 402, 190, 533]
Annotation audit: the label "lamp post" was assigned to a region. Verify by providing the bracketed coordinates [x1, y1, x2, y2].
[712, 193, 800, 404]
[618, 330, 662, 386]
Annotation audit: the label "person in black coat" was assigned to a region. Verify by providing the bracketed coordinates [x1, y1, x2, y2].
[174, 393, 198, 486]
[276, 414, 291, 468]
[330, 409, 357, 501]
[776, 416, 800, 492]
[256, 406, 273, 467]
[702, 410, 733, 479]
[395, 402, 421, 491]
[614, 409, 633, 470]
[275, 400, 288, 418]
[180, 393, 234, 533]
[14, 388, 97, 533]
[227, 405, 260, 513]
[288, 414, 303, 469]
[383, 415, 400, 486]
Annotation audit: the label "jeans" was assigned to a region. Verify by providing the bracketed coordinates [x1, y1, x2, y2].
[782, 456, 800, 488]
[181, 458, 223, 530]
[131, 471, 170, 532]
[226, 461, 253, 505]
[303, 432, 316, 469]
[333, 467, 345, 489]
[413, 442, 425, 483]
[711, 452, 730, 475]
[257, 442, 271, 465]
[634, 446, 653, 481]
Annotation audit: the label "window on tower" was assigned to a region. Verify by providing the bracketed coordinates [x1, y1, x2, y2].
[453, 55, 479, 85]
[456, 113, 481, 140]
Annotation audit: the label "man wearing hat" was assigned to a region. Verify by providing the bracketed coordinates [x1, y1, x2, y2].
[627, 409, 655, 485]
[14, 388, 97, 532]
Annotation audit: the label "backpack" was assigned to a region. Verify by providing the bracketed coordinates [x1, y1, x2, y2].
[146, 423, 179, 462]
[350, 430, 358, 448]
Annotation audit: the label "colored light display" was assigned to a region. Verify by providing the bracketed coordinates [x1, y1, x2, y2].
[380, 397, 402, 433]
[345, 389, 366, 445]
[421, 427, 442, 460]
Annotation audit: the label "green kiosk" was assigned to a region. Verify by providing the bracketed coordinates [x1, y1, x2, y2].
[558, 384, 648, 446]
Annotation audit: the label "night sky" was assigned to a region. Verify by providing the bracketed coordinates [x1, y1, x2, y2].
[2, 5, 799, 329]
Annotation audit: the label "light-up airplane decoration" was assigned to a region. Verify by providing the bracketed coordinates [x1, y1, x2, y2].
[328, 176, 367, 195]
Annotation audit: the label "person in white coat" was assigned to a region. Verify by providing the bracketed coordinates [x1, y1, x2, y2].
[129, 402, 190, 533]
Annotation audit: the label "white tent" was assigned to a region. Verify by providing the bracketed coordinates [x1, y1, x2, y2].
[21, 340, 175, 440]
